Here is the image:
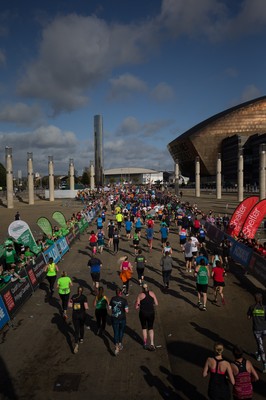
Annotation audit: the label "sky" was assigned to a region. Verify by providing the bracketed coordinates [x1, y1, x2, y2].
[0, 0, 266, 178]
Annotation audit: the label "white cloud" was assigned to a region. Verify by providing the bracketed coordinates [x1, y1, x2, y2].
[116, 117, 141, 136]
[151, 82, 175, 101]
[158, 0, 266, 41]
[115, 116, 174, 138]
[17, 14, 152, 113]
[0, 102, 42, 124]
[108, 73, 148, 100]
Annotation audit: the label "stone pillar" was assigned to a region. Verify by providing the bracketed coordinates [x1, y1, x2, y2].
[238, 148, 244, 202]
[174, 162, 179, 196]
[90, 162, 95, 190]
[259, 143, 266, 200]
[48, 156, 54, 202]
[69, 158, 75, 191]
[5, 147, 14, 209]
[27, 152, 34, 205]
[216, 153, 222, 199]
[195, 156, 200, 198]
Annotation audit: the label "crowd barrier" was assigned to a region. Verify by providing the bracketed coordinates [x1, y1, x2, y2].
[204, 221, 266, 287]
[0, 204, 101, 331]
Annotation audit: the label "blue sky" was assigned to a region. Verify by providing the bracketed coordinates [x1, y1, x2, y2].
[0, 0, 265, 177]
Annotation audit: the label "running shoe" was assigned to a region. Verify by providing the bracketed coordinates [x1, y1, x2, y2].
[74, 344, 79, 354]
[197, 301, 202, 307]
[256, 352, 261, 361]
[149, 345, 156, 352]
[118, 344, 123, 351]
[114, 347, 119, 356]
[79, 339, 84, 343]
[143, 344, 149, 350]
[202, 305, 207, 311]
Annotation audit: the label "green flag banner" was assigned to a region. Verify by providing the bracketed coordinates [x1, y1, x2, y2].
[52, 211, 67, 228]
[8, 220, 39, 254]
[37, 217, 53, 237]
[78, 217, 89, 233]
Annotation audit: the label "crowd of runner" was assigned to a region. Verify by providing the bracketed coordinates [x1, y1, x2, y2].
[2, 184, 265, 399]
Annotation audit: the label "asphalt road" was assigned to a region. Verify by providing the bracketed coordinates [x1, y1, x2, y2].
[0, 193, 266, 400]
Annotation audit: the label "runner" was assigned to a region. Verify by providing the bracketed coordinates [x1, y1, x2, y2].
[135, 249, 147, 286]
[119, 256, 133, 296]
[57, 270, 72, 319]
[69, 286, 89, 354]
[194, 259, 210, 311]
[212, 260, 226, 305]
[87, 254, 102, 294]
[146, 223, 154, 252]
[247, 293, 266, 373]
[125, 218, 133, 239]
[231, 345, 259, 399]
[109, 288, 129, 356]
[107, 220, 115, 248]
[160, 251, 173, 292]
[44, 257, 59, 296]
[89, 230, 98, 255]
[133, 229, 140, 255]
[203, 342, 235, 400]
[97, 228, 105, 254]
[135, 283, 158, 351]
[113, 228, 120, 254]
[93, 286, 109, 336]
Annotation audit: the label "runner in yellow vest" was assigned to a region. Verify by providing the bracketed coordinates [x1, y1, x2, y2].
[44, 257, 59, 295]
[57, 271, 72, 319]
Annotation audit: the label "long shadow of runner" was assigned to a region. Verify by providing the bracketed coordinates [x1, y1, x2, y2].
[51, 313, 75, 352]
[0, 356, 18, 400]
[160, 366, 206, 400]
[144, 276, 198, 308]
[72, 277, 92, 292]
[140, 365, 180, 400]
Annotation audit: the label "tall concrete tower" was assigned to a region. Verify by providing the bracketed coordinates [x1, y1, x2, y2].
[94, 115, 104, 186]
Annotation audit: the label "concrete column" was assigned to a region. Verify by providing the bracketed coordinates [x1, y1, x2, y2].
[195, 156, 200, 198]
[48, 156, 54, 202]
[216, 153, 222, 199]
[90, 162, 95, 190]
[238, 148, 244, 202]
[174, 162, 179, 196]
[5, 147, 14, 209]
[259, 143, 266, 200]
[27, 152, 34, 205]
[69, 158, 75, 191]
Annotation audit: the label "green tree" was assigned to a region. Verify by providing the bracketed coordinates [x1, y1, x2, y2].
[0, 163, 6, 188]
[80, 171, 90, 186]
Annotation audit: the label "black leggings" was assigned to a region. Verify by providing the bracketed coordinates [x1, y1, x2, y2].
[59, 293, 70, 312]
[95, 308, 107, 330]
[72, 313, 85, 343]
[47, 275, 56, 292]
[113, 240, 119, 252]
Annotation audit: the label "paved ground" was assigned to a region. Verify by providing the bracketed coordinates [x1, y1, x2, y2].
[0, 192, 266, 400]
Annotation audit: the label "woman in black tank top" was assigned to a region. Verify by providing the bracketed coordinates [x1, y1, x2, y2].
[135, 283, 158, 351]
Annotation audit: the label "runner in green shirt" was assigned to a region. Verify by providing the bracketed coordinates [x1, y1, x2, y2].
[195, 259, 210, 311]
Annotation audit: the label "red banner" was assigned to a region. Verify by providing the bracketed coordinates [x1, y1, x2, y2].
[241, 199, 266, 239]
[228, 196, 259, 237]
